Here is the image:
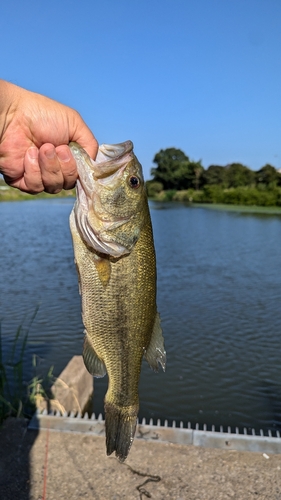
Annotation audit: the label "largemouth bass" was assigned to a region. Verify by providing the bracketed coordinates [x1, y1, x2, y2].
[69, 141, 165, 462]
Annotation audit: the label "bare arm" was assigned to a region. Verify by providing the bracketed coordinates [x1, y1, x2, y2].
[0, 80, 98, 194]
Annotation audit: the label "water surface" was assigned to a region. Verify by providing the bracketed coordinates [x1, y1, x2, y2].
[1, 199, 281, 431]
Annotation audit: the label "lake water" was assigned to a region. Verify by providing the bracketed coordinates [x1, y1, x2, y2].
[1, 199, 281, 432]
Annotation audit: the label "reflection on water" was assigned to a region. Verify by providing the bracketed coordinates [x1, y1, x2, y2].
[1, 199, 281, 431]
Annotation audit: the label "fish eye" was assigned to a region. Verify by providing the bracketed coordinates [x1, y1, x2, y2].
[129, 176, 140, 189]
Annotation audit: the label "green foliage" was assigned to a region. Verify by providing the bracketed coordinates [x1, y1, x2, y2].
[172, 189, 194, 202]
[202, 165, 227, 187]
[225, 163, 256, 188]
[175, 161, 204, 190]
[151, 148, 204, 190]
[0, 316, 30, 421]
[0, 178, 75, 202]
[163, 190, 177, 201]
[27, 357, 54, 410]
[151, 148, 190, 190]
[173, 189, 204, 202]
[173, 185, 281, 206]
[151, 185, 281, 206]
[154, 189, 177, 202]
[255, 164, 281, 187]
[201, 162, 258, 190]
[149, 146, 281, 206]
[0, 309, 54, 424]
[145, 180, 163, 198]
[201, 185, 226, 203]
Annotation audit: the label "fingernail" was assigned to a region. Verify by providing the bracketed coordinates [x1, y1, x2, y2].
[45, 147, 56, 159]
[27, 147, 38, 161]
[57, 149, 71, 163]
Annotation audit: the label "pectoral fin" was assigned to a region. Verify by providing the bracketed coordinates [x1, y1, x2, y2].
[144, 312, 166, 372]
[83, 333, 107, 377]
[93, 255, 111, 287]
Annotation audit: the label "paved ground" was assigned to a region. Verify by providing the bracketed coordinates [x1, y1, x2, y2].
[1, 418, 281, 500]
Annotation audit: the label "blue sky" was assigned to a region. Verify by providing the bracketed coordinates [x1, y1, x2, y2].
[2, 0, 281, 178]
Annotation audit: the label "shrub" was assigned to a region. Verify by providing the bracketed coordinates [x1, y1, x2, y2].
[146, 181, 163, 198]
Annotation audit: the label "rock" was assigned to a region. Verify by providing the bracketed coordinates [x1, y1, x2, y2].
[37, 355, 93, 414]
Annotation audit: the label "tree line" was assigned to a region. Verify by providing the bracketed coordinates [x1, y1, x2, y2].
[147, 147, 281, 206]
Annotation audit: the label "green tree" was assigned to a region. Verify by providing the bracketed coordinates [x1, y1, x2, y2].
[255, 164, 279, 186]
[202, 165, 227, 186]
[151, 148, 190, 190]
[225, 163, 255, 188]
[145, 180, 163, 197]
[151, 148, 204, 190]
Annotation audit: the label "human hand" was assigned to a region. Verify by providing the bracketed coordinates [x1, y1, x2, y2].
[0, 80, 98, 194]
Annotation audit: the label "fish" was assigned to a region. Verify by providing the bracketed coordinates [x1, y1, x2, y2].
[69, 140, 166, 462]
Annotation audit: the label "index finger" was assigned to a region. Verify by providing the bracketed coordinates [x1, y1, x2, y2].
[69, 112, 99, 159]
[39, 144, 64, 194]
[56, 145, 78, 190]
[22, 147, 44, 193]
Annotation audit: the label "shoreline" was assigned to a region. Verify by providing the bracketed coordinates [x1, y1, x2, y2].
[0, 185, 75, 202]
[2, 179, 281, 214]
[2, 187, 281, 215]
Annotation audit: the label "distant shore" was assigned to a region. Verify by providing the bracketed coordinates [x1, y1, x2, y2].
[2, 182, 281, 215]
[148, 184, 281, 209]
[0, 182, 75, 202]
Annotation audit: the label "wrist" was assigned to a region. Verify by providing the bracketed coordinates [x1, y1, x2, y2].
[0, 80, 21, 138]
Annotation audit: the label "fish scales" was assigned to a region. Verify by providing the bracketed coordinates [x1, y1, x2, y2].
[69, 141, 165, 461]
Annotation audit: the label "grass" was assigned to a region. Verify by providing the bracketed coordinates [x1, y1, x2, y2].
[0, 179, 75, 202]
[148, 184, 281, 208]
[0, 308, 54, 424]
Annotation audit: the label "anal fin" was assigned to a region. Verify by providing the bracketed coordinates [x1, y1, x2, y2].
[83, 333, 107, 378]
[144, 312, 166, 372]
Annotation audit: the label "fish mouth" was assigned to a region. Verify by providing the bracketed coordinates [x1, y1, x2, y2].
[94, 141, 134, 180]
[70, 141, 134, 181]
[97, 141, 133, 160]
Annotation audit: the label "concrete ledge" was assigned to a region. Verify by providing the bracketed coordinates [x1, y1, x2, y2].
[29, 411, 281, 454]
[29, 412, 193, 445]
[193, 430, 281, 454]
[30, 413, 105, 435]
[136, 424, 193, 445]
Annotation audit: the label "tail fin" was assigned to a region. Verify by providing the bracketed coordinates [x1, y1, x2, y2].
[104, 401, 138, 462]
